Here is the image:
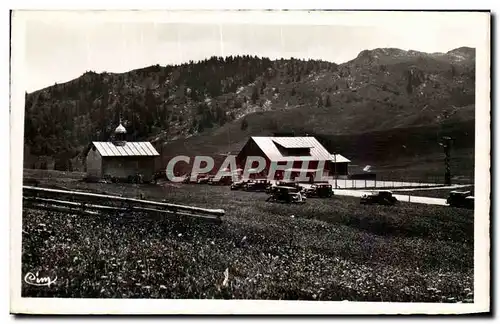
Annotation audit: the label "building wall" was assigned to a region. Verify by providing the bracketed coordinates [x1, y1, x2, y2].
[236, 139, 271, 178]
[102, 157, 156, 182]
[138, 158, 156, 182]
[85, 146, 102, 177]
[236, 138, 345, 180]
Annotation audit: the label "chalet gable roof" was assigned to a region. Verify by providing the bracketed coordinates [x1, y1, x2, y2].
[92, 141, 160, 157]
[249, 136, 350, 163]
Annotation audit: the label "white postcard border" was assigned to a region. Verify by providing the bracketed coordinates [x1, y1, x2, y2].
[9, 9, 491, 315]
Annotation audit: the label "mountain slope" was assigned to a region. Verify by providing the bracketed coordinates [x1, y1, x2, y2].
[23, 47, 475, 171]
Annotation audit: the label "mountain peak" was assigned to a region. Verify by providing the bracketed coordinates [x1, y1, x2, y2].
[447, 46, 475, 54]
[446, 47, 475, 60]
[348, 46, 475, 66]
[356, 48, 409, 60]
[350, 48, 428, 66]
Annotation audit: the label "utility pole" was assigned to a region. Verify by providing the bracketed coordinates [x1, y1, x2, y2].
[440, 136, 452, 185]
[334, 152, 337, 189]
[227, 126, 231, 156]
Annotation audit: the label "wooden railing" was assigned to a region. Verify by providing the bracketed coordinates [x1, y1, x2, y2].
[22, 186, 225, 223]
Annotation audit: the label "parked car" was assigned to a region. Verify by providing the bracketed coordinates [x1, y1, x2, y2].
[304, 183, 333, 198]
[245, 179, 272, 192]
[266, 186, 306, 204]
[231, 179, 254, 191]
[360, 190, 397, 206]
[279, 180, 305, 190]
[447, 191, 474, 209]
[267, 181, 304, 194]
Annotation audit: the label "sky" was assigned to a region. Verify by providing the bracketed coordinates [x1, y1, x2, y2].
[19, 11, 487, 93]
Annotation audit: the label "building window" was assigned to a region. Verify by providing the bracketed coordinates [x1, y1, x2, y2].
[274, 142, 312, 157]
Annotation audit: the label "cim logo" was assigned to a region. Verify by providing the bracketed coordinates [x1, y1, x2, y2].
[24, 271, 57, 287]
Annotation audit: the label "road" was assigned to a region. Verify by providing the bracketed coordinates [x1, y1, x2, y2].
[390, 184, 472, 192]
[268, 180, 467, 206]
[332, 189, 448, 206]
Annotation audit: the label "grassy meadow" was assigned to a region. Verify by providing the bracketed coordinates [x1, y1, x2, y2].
[21, 170, 474, 301]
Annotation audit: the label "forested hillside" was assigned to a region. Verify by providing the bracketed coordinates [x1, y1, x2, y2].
[23, 47, 475, 171]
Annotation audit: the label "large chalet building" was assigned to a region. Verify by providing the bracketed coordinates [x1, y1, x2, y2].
[235, 136, 350, 181]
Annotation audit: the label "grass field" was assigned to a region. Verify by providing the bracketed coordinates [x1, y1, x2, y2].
[21, 171, 474, 302]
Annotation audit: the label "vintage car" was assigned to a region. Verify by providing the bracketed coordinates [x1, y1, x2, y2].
[304, 183, 333, 198]
[245, 179, 272, 192]
[266, 181, 305, 194]
[447, 191, 474, 209]
[360, 190, 398, 206]
[230, 179, 254, 190]
[279, 180, 305, 190]
[266, 186, 307, 204]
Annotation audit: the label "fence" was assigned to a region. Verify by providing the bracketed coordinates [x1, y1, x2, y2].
[22, 186, 225, 223]
[326, 178, 444, 189]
